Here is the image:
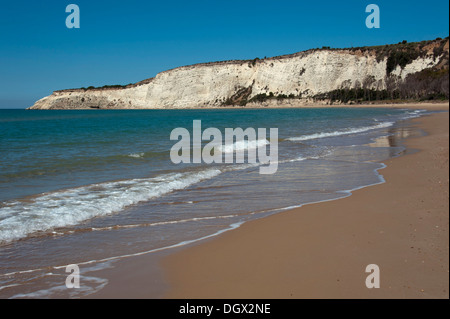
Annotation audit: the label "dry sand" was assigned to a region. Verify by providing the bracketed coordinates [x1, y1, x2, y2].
[161, 103, 449, 299]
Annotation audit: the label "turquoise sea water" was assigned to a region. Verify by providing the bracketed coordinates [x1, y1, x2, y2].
[0, 107, 426, 298]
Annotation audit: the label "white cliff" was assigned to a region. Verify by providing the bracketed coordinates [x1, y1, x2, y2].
[29, 39, 449, 109]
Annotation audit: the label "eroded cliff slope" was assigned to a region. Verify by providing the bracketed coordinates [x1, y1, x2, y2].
[29, 38, 449, 109]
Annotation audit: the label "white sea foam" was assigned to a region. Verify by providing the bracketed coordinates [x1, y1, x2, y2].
[217, 138, 269, 153]
[403, 109, 426, 119]
[0, 169, 222, 244]
[128, 152, 144, 158]
[286, 122, 394, 142]
[9, 275, 108, 299]
[90, 214, 238, 232]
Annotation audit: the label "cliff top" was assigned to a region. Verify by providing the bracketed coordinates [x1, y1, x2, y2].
[56, 37, 449, 93]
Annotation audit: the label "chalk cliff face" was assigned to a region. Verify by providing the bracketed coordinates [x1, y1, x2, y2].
[29, 39, 449, 109]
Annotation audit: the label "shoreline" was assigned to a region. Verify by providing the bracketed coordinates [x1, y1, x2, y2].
[25, 101, 450, 111]
[88, 103, 448, 299]
[161, 104, 448, 298]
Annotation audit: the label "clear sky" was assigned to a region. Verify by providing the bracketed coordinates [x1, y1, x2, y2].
[0, 0, 448, 108]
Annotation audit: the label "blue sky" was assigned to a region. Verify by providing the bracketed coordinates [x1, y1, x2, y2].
[0, 0, 448, 108]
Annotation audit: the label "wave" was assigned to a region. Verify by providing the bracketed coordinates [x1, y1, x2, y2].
[46, 214, 240, 236]
[127, 152, 145, 158]
[402, 109, 427, 119]
[0, 168, 221, 244]
[217, 139, 269, 153]
[286, 121, 394, 142]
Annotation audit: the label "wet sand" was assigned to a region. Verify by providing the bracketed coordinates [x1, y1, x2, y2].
[161, 103, 449, 299]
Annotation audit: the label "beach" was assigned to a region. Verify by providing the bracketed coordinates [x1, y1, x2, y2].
[1, 0, 448, 301]
[0, 103, 448, 299]
[82, 102, 449, 299]
[161, 103, 449, 298]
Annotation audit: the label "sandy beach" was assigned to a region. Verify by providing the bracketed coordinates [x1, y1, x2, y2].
[2, 0, 448, 301]
[161, 103, 449, 299]
[88, 102, 449, 299]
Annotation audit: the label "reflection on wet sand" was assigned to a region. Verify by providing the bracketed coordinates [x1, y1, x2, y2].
[369, 126, 419, 148]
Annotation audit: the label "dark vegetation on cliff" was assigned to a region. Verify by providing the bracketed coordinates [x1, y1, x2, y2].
[58, 78, 154, 93]
[312, 38, 449, 104]
[311, 37, 449, 104]
[348, 38, 448, 72]
[313, 66, 449, 103]
[226, 37, 449, 106]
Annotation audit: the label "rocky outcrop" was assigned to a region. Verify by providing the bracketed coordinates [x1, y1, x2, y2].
[29, 38, 449, 109]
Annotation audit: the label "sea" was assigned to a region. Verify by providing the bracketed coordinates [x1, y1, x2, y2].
[0, 107, 428, 298]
